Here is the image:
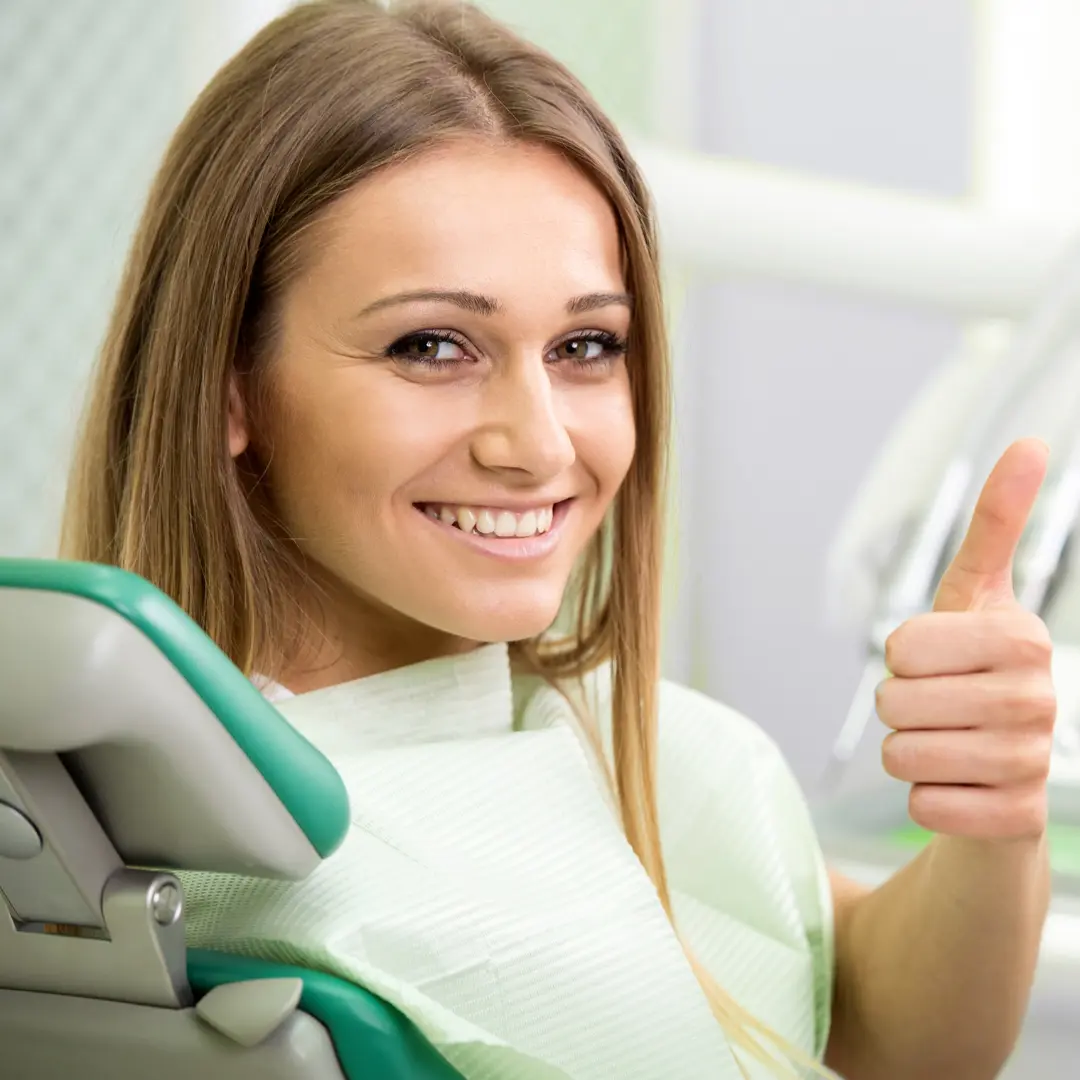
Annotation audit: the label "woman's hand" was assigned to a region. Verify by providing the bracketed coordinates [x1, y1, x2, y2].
[827, 440, 1055, 1079]
[877, 438, 1056, 841]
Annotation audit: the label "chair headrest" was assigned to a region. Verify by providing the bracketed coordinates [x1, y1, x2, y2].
[0, 559, 349, 879]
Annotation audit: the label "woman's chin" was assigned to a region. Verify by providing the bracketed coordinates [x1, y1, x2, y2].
[429, 590, 567, 646]
[456, 613, 563, 646]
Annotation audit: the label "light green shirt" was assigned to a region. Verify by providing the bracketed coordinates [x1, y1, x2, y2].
[181, 644, 833, 1079]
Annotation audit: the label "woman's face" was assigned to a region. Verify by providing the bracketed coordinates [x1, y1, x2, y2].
[232, 139, 636, 681]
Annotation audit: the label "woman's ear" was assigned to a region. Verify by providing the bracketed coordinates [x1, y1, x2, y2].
[227, 374, 251, 458]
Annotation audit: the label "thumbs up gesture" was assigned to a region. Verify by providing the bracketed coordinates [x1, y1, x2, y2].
[878, 439, 1057, 840]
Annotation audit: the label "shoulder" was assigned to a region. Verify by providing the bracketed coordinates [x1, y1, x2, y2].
[581, 664, 832, 918]
[574, 662, 787, 773]
[515, 663, 836, 1054]
[645, 679, 836, 1057]
[654, 680, 811, 819]
[570, 667, 827, 874]
[656, 677, 782, 758]
[522, 662, 823, 878]
[646, 677, 825, 888]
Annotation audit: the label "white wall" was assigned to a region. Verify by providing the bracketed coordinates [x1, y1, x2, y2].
[681, 0, 974, 780]
[0, 0, 186, 557]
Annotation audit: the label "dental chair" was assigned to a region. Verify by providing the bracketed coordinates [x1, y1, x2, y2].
[0, 557, 463, 1079]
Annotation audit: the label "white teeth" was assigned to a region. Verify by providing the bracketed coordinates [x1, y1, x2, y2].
[422, 503, 557, 537]
[494, 511, 518, 537]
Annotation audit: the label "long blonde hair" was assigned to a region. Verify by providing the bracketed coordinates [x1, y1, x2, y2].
[61, 2, 827, 1075]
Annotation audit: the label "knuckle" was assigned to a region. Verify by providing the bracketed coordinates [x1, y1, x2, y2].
[1013, 794, 1047, 838]
[1017, 631, 1053, 669]
[1005, 613, 1053, 666]
[1031, 682, 1058, 726]
[976, 499, 1012, 533]
[1000, 677, 1057, 726]
[1029, 740, 1054, 783]
[1022, 679, 1056, 727]
[1001, 733, 1052, 784]
[1029, 613, 1054, 646]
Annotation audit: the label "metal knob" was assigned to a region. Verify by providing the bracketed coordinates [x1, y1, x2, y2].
[150, 881, 182, 926]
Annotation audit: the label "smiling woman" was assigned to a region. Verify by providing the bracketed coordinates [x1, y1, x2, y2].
[55, 2, 1050, 1080]
[225, 142, 637, 674]
[54, 1, 831, 1075]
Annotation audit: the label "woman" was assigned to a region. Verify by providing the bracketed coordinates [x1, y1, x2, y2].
[61, 2, 1053, 1077]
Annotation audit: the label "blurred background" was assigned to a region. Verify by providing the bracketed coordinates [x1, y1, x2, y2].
[5, 2, 1080, 1072]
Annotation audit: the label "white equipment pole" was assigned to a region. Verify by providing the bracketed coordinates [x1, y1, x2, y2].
[973, 0, 1080, 217]
[633, 139, 1073, 319]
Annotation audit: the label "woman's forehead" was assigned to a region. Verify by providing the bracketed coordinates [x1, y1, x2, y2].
[303, 140, 627, 305]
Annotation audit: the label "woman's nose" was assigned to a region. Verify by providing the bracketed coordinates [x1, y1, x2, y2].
[470, 362, 576, 482]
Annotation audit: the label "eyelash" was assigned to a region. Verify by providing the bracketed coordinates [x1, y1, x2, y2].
[384, 329, 628, 370]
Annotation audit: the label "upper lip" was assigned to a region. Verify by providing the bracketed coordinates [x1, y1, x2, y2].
[415, 497, 573, 511]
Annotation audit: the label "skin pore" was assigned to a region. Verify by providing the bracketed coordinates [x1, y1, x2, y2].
[228, 139, 636, 691]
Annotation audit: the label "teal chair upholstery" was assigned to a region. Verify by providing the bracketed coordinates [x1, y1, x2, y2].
[0, 558, 463, 1080]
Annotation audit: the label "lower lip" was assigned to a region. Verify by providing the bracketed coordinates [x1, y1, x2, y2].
[415, 500, 573, 561]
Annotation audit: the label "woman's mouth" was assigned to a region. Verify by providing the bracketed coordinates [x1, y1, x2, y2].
[413, 499, 573, 559]
[415, 502, 560, 538]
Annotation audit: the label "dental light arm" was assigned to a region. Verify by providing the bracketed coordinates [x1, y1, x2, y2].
[827, 242, 1080, 785]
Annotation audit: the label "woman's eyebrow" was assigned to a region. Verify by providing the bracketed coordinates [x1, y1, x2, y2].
[357, 289, 501, 317]
[355, 289, 633, 319]
[565, 291, 633, 314]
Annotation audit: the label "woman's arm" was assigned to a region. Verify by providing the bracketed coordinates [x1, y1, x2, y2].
[825, 839, 1048, 1079]
[822, 441, 1055, 1078]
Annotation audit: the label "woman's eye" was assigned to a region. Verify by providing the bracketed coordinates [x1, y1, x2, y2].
[550, 334, 626, 366]
[386, 333, 469, 366]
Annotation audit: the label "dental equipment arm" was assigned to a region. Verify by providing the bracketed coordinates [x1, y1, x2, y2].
[826, 242, 1080, 788]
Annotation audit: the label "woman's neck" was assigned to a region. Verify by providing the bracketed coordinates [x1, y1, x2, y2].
[274, 589, 481, 695]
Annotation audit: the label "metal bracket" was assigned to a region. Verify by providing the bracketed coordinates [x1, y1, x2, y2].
[0, 750, 120, 927]
[0, 749, 190, 1008]
[0, 866, 192, 1008]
